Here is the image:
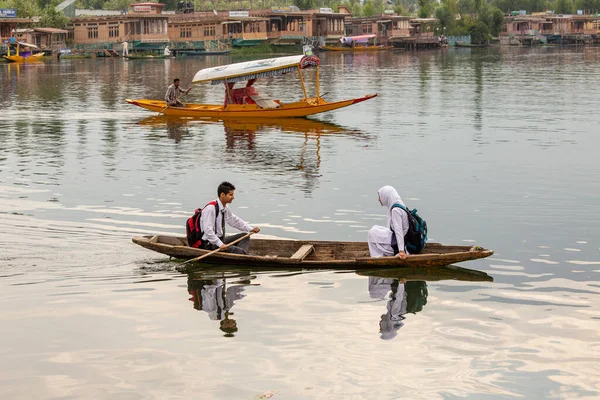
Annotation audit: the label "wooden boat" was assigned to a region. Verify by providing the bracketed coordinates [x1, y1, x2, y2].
[2, 42, 45, 63]
[176, 49, 231, 56]
[124, 54, 172, 59]
[132, 235, 493, 269]
[126, 54, 377, 118]
[320, 34, 391, 52]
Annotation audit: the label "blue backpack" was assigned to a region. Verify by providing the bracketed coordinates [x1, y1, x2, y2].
[390, 203, 428, 254]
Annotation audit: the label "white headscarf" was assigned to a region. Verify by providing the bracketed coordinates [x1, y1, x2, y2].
[378, 185, 404, 226]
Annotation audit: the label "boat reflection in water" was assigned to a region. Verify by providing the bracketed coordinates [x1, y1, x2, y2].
[136, 115, 368, 194]
[359, 266, 492, 339]
[185, 265, 492, 339]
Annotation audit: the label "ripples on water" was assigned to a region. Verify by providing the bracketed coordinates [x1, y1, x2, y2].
[1, 48, 599, 398]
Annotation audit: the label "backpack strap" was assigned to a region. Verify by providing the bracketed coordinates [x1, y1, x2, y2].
[389, 203, 409, 255]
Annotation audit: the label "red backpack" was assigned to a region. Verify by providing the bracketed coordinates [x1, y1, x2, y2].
[186, 201, 219, 248]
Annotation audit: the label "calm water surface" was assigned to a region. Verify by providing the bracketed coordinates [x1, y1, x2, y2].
[1, 48, 599, 399]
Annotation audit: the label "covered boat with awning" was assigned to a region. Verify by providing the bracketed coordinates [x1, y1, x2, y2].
[126, 53, 376, 118]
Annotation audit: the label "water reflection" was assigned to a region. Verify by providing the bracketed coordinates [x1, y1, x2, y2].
[136, 115, 370, 195]
[187, 274, 255, 337]
[369, 277, 429, 340]
[185, 265, 492, 340]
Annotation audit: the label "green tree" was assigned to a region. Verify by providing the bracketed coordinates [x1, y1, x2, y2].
[294, 0, 315, 10]
[39, 5, 71, 28]
[418, 0, 432, 17]
[103, 0, 131, 11]
[0, 0, 41, 18]
[363, 0, 377, 16]
[554, 0, 574, 13]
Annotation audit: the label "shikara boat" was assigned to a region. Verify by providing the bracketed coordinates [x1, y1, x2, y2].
[2, 42, 45, 63]
[126, 54, 376, 118]
[320, 34, 391, 51]
[132, 235, 493, 269]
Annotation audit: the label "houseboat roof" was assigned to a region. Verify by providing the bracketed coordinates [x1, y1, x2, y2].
[192, 54, 320, 85]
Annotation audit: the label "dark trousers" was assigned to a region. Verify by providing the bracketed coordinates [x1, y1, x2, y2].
[201, 233, 250, 254]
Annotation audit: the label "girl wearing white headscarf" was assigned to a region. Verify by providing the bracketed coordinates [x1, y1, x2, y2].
[368, 185, 409, 258]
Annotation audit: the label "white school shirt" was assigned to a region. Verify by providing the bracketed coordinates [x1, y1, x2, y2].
[200, 198, 253, 247]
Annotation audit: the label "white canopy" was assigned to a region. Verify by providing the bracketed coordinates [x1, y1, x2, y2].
[192, 54, 320, 85]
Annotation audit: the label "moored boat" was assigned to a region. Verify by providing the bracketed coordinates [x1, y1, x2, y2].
[132, 235, 493, 269]
[126, 53, 377, 118]
[2, 42, 45, 63]
[320, 34, 391, 51]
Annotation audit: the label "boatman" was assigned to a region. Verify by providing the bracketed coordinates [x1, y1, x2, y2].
[198, 181, 260, 254]
[165, 78, 191, 107]
[367, 185, 409, 259]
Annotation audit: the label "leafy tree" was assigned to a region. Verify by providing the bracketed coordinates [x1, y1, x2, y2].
[294, 0, 315, 10]
[40, 5, 71, 28]
[418, 0, 432, 17]
[363, 0, 377, 16]
[394, 3, 405, 14]
[435, 5, 454, 31]
[103, 0, 132, 11]
[554, 0, 574, 13]
[0, 0, 41, 18]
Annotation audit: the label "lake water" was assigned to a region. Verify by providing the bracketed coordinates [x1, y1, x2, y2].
[1, 47, 599, 399]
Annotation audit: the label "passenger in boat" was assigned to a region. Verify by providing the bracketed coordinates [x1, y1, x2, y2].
[165, 78, 191, 107]
[225, 79, 259, 106]
[367, 185, 408, 259]
[199, 181, 260, 254]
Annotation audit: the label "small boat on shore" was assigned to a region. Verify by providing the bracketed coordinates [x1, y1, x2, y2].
[126, 53, 376, 118]
[132, 235, 493, 269]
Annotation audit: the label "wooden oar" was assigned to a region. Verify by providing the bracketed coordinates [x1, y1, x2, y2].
[183, 232, 255, 265]
[158, 91, 189, 115]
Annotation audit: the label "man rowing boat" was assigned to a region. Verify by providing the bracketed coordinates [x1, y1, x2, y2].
[165, 78, 191, 107]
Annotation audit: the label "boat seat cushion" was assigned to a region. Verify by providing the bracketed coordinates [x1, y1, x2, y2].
[250, 95, 281, 109]
[290, 244, 314, 260]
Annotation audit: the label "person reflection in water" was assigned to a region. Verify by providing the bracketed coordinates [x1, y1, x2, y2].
[369, 277, 428, 340]
[188, 277, 248, 337]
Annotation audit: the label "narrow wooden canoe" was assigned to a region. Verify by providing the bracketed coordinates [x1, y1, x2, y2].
[132, 235, 493, 269]
[126, 95, 376, 118]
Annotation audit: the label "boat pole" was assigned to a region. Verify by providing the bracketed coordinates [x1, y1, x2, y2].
[316, 65, 321, 99]
[224, 78, 233, 108]
[297, 66, 308, 100]
[183, 231, 255, 264]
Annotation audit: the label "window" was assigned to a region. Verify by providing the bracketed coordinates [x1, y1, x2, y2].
[361, 24, 373, 34]
[109, 25, 120, 38]
[203, 25, 215, 37]
[180, 27, 192, 38]
[87, 27, 98, 39]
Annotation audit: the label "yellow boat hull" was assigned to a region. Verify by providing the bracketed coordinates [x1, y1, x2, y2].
[2, 52, 45, 63]
[320, 46, 391, 52]
[126, 95, 377, 118]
